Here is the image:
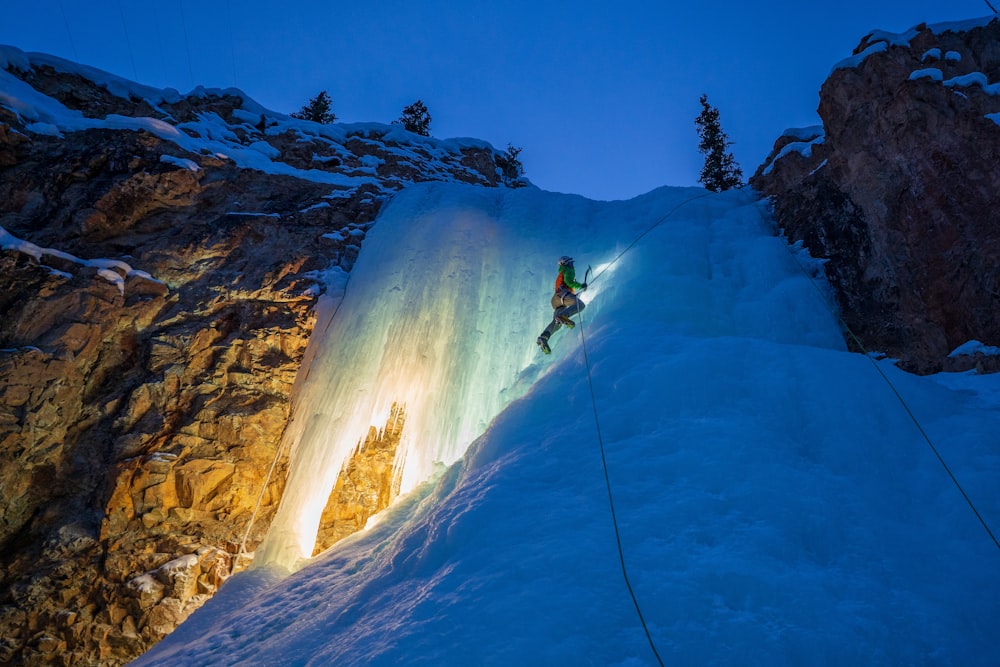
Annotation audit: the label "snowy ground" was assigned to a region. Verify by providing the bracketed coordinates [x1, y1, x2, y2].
[136, 183, 1000, 666]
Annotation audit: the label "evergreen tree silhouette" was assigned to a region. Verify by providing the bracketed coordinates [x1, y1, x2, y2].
[394, 100, 432, 136]
[495, 143, 525, 186]
[695, 94, 743, 191]
[291, 91, 337, 124]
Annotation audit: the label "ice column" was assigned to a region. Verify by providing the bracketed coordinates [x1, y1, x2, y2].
[255, 184, 558, 570]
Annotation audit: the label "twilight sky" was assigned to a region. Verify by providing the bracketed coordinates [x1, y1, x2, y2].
[0, 0, 992, 200]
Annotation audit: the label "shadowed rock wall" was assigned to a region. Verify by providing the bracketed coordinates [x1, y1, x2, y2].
[752, 18, 1000, 374]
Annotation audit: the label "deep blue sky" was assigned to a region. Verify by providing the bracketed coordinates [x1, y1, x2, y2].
[0, 0, 991, 200]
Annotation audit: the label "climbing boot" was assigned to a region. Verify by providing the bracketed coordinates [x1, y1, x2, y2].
[537, 336, 551, 354]
[556, 315, 575, 329]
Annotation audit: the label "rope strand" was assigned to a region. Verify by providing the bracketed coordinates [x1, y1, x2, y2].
[578, 309, 666, 666]
[753, 201, 1000, 553]
[233, 269, 354, 573]
[564, 191, 719, 666]
[116, 0, 139, 81]
[591, 191, 714, 284]
[568, 188, 998, 667]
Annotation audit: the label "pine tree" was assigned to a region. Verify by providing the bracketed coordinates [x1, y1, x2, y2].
[291, 91, 337, 124]
[495, 143, 525, 186]
[393, 100, 432, 136]
[694, 94, 743, 192]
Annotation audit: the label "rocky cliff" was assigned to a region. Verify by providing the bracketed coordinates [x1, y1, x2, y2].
[0, 46, 509, 666]
[751, 16, 1000, 374]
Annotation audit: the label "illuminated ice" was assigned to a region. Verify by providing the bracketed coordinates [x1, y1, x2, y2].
[257, 184, 600, 568]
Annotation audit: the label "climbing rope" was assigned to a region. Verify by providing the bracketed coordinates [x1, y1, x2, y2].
[56, 0, 79, 61]
[232, 421, 286, 575]
[178, 0, 197, 90]
[226, 0, 240, 88]
[751, 201, 1000, 553]
[116, 0, 139, 81]
[590, 190, 715, 285]
[567, 187, 999, 665]
[232, 270, 354, 573]
[565, 191, 718, 666]
[577, 309, 666, 667]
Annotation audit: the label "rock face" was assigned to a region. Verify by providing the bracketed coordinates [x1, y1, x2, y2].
[313, 404, 405, 555]
[751, 17, 1000, 374]
[0, 48, 508, 666]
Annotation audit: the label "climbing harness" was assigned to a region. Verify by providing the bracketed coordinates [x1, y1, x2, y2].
[750, 201, 1000, 553]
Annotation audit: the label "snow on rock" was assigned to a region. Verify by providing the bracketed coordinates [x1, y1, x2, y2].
[762, 135, 824, 176]
[159, 154, 200, 171]
[225, 212, 281, 218]
[832, 16, 997, 72]
[0, 44, 508, 203]
[925, 16, 999, 36]
[779, 125, 824, 142]
[95, 268, 125, 295]
[756, 127, 826, 179]
[126, 574, 161, 596]
[910, 68, 944, 81]
[160, 554, 201, 573]
[0, 225, 166, 295]
[300, 202, 331, 213]
[943, 71, 1000, 95]
[949, 340, 1000, 357]
[807, 158, 828, 177]
[832, 40, 888, 71]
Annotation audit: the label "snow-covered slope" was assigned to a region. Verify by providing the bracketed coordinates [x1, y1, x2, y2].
[136, 183, 1000, 666]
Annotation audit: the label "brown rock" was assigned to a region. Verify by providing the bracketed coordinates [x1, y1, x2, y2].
[143, 598, 188, 640]
[752, 18, 1000, 373]
[0, 122, 30, 167]
[313, 404, 405, 555]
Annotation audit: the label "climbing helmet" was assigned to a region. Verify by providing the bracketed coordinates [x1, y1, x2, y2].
[558, 256, 573, 267]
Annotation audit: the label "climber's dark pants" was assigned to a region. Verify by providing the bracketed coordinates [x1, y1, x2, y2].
[539, 290, 585, 340]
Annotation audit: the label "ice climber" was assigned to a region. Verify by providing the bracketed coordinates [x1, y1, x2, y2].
[536, 255, 587, 354]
